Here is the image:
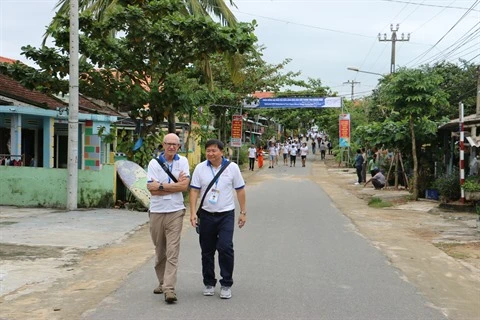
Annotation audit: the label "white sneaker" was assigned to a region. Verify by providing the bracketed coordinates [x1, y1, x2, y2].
[203, 285, 215, 296]
[220, 286, 232, 299]
[354, 182, 360, 185]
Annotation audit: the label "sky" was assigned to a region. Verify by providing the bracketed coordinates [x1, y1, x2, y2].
[0, 0, 479, 100]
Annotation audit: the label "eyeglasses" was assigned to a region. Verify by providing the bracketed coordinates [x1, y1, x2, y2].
[164, 142, 179, 147]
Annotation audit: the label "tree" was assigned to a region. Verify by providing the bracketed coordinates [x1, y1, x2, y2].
[22, 0, 256, 131]
[424, 60, 477, 118]
[191, 47, 302, 142]
[46, 0, 239, 40]
[376, 67, 449, 199]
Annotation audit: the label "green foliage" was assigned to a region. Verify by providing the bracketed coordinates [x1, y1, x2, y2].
[368, 197, 392, 208]
[432, 173, 460, 202]
[463, 176, 480, 192]
[423, 60, 477, 118]
[20, 0, 257, 143]
[115, 129, 163, 168]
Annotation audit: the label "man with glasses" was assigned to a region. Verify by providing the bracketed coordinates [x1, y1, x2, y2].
[146, 133, 190, 303]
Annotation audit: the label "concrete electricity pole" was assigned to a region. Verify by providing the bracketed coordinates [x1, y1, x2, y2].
[378, 24, 410, 74]
[344, 80, 360, 100]
[476, 65, 480, 116]
[67, 0, 79, 210]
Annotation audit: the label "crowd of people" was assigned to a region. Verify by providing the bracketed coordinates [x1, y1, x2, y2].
[249, 134, 333, 170]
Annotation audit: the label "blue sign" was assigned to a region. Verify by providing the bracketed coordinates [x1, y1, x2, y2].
[255, 97, 342, 109]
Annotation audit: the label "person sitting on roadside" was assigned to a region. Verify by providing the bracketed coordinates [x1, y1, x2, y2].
[364, 168, 386, 190]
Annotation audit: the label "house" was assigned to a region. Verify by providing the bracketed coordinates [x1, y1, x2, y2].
[0, 63, 123, 207]
[438, 110, 480, 176]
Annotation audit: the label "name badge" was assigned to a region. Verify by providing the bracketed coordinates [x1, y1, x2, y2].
[208, 188, 220, 204]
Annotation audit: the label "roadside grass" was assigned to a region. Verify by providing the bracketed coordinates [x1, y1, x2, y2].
[368, 197, 393, 208]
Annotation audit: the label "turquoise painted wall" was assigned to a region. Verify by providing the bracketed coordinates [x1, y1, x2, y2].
[0, 165, 115, 208]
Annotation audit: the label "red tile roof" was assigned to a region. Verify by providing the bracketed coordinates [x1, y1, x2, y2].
[0, 64, 122, 116]
[79, 95, 123, 116]
[252, 91, 275, 99]
[0, 56, 18, 64]
[0, 73, 66, 109]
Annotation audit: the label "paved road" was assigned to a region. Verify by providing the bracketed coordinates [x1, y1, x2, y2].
[85, 165, 446, 320]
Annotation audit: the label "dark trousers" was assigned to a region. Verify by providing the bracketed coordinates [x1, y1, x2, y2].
[356, 166, 363, 183]
[249, 157, 255, 170]
[372, 179, 385, 189]
[290, 155, 296, 166]
[198, 209, 235, 287]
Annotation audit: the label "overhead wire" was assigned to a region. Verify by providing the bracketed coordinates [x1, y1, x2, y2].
[405, 0, 480, 67]
[413, 24, 480, 65]
[379, 0, 480, 11]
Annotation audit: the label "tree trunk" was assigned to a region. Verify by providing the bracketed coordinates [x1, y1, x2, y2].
[168, 110, 176, 133]
[185, 107, 193, 157]
[410, 115, 418, 200]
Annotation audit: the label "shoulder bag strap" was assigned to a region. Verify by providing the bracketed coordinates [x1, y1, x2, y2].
[155, 158, 178, 183]
[198, 161, 231, 211]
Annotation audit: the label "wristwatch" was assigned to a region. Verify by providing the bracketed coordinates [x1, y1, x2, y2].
[240, 211, 247, 215]
[159, 183, 164, 191]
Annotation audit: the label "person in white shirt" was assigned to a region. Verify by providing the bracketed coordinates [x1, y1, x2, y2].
[282, 143, 289, 166]
[146, 133, 190, 303]
[300, 142, 309, 167]
[247, 144, 257, 171]
[189, 139, 247, 300]
[275, 142, 280, 166]
[289, 143, 297, 167]
[268, 141, 276, 169]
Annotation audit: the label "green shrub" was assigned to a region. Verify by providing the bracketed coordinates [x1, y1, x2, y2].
[368, 197, 392, 208]
[432, 173, 460, 202]
[463, 176, 480, 192]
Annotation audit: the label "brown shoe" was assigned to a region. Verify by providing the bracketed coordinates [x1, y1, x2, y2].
[164, 291, 177, 303]
[153, 285, 163, 294]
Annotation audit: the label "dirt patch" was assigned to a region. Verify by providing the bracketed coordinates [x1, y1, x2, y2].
[0, 244, 65, 261]
[434, 242, 480, 269]
[323, 155, 480, 269]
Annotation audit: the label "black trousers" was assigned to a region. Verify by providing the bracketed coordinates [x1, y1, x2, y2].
[249, 157, 255, 170]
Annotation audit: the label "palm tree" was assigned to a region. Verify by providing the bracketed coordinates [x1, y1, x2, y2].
[44, 0, 237, 43]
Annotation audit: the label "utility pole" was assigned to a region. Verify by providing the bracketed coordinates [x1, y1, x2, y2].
[67, 0, 79, 210]
[344, 80, 360, 100]
[476, 65, 480, 116]
[378, 24, 410, 73]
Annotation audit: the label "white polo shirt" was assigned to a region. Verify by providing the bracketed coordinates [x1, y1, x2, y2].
[248, 147, 257, 158]
[147, 154, 190, 213]
[190, 158, 245, 212]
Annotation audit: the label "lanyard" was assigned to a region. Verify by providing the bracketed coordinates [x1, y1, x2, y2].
[167, 162, 173, 183]
[209, 164, 221, 188]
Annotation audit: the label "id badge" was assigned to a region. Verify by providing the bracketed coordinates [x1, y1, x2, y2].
[208, 188, 220, 204]
[163, 195, 172, 200]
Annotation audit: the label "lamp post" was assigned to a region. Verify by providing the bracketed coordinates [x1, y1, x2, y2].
[347, 67, 384, 77]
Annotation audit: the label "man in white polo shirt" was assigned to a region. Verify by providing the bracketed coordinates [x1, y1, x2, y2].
[189, 139, 247, 300]
[146, 133, 190, 304]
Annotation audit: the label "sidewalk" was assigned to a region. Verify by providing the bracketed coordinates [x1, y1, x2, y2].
[0, 207, 149, 298]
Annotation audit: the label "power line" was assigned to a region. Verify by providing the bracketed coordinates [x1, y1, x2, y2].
[379, 0, 480, 12]
[232, 10, 373, 38]
[406, 0, 480, 67]
[416, 24, 480, 65]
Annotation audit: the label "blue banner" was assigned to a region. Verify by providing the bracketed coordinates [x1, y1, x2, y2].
[255, 97, 342, 109]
